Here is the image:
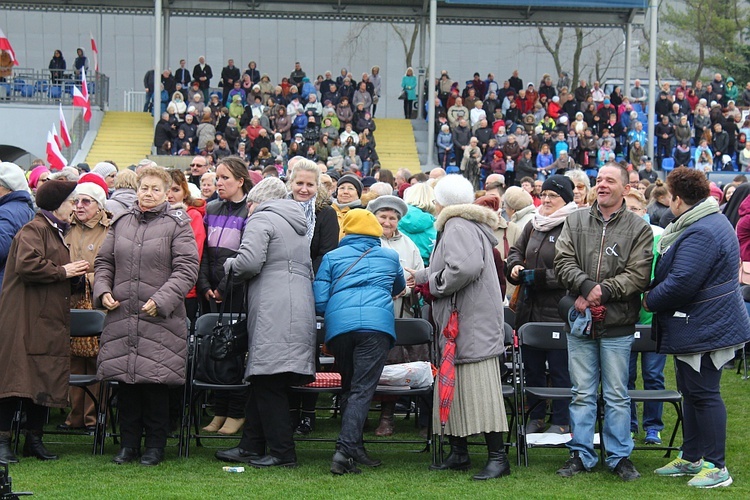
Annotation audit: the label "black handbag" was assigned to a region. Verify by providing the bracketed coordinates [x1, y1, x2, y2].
[194, 271, 248, 385]
[209, 271, 248, 361]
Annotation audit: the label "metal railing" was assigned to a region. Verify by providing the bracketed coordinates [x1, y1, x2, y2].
[0, 68, 109, 109]
[124, 90, 147, 112]
[61, 111, 90, 161]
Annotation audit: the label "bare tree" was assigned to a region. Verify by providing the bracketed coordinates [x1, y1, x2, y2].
[341, 20, 421, 71]
[390, 20, 420, 69]
[538, 27, 564, 78]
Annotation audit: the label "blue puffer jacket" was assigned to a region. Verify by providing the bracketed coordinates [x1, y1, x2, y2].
[0, 190, 35, 294]
[646, 212, 750, 355]
[314, 234, 405, 344]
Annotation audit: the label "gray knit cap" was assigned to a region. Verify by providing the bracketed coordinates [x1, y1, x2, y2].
[247, 177, 288, 204]
[92, 162, 117, 179]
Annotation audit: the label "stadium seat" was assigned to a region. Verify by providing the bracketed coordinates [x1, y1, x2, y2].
[661, 158, 675, 172]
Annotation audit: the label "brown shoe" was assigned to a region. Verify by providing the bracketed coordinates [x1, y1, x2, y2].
[202, 416, 227, 433]
[218, 417, 245, 435]
[374, 402, 396, 437]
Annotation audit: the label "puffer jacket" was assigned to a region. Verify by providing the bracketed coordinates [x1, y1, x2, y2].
[554, 201, 653, 337]
[414, 204, 505, 364]
[398, 205, 436, 266]
[647, 211, 750, 354]
[314, 234, 405, 344]
[225, 199, 316, 380]
[0, 190, 35, 292]
[94, 202, 199, 385]
[506, 221, 566, 328]
[197, 196, 248, 304]
[105, 188, 137, 218]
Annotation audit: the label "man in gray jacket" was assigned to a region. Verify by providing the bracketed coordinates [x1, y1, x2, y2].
[553, 163, 653, 482]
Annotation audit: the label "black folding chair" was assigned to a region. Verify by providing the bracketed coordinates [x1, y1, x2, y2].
[180, 313, 249, 458]
[14, 310, 107, 455]
[501, 322, 521, 465]
[629, 325, 683, 457]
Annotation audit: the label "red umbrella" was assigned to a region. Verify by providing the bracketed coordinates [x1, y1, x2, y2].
[437, 306, 459, 432]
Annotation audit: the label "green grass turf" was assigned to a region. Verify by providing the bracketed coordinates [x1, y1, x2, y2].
[5, 360, 750, 499]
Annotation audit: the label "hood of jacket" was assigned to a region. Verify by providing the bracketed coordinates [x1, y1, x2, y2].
[739, 192, 750, 218]
[0, 190, 33, 210]
[436, 204, 499, 245]
[399, 205, 435, 233]
[253, 198, 307, 236]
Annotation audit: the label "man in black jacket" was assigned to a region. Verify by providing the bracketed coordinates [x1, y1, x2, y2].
[175, 59, 191, 88]
[192, 56, 213, 103]
[654, 115, 675, 170]
[154, 112, 175, 149]
[220, 59, 240, 106]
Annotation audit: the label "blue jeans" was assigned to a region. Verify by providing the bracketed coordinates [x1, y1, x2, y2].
[327, 331, 391, 458]
[567, 332, 634, 470]
[628, 351, 666, 432]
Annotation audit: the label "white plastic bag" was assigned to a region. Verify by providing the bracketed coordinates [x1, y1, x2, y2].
[379, 361, 434, 389]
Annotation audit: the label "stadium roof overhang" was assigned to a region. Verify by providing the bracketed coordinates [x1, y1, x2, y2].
[2, 0, 646, 28]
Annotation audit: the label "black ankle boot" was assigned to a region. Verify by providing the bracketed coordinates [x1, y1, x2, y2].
[472, 432, 510, 480]
[0, 431, 19, 464]
[23, 431, 58, 461]
[430, 436, 471, 471]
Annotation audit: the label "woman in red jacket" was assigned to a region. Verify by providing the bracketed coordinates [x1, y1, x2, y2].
[167, 169, 206, 324]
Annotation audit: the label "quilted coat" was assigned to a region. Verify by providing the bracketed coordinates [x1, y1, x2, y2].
[0, 214, 74, 408]
[224, 199, 316, 381]
[0, 190, 35, 293]
[646, 211, 750, 354]
[94, 202, 199, 385]
[314, 234, 405, 345]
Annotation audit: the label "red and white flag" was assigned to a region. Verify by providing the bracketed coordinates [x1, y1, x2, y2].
[46, 130, 67, 170]
[51, 123, 61, 149]
[72, 71, 92, 122]
[0, 28, 19, 67]
[90, 33, 98, 72]
[59, 104, 71, 147]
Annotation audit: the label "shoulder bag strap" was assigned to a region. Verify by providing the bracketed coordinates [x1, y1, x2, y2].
[333, 248, 373, 292]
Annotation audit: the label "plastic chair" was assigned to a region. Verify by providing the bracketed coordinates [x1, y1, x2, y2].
[20, 85, 34, 98]
[661, 158, 675, 172]
[12, 79, 24, 93]
[48, 86, 62, 99]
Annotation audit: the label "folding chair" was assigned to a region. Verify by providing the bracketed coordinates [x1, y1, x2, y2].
[501, 322, 521, 465]
[629, 325, 683, 457]
[180, 313, 249, 458]
[14, 310, 107, 455]
[517, 322, 574, 466]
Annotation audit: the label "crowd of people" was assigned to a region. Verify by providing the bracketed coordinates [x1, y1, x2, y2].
[431, 69, 750, 189]
[0, 64, 749, 487]
[151, 58, 383, 177]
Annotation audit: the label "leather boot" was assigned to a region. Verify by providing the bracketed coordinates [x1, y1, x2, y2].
[430, 436, 471, 471]
[374, 402, 396, 437]
[472, 432, 510, 480]
[23, 431, 58, 461]
[0, 431, 19, 464]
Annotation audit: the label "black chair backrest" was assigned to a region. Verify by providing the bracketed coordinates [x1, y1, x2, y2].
[394, 318, 433, 347]
[742, 285, 750, 302]
[503, 322, 513, 346]
[518, 322, 568, 350]
[315, 316, 326, 345]
[70, 309, 106, 337]
[504, 306, 515, 330]
[630, 324, 656, 353]
[194, 313, 222, 338]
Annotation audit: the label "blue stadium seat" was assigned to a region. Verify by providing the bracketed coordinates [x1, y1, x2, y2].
[12, 79, 25, 93]
[661, 158, 675, 172]
[20, 84, 34, 98]
[632, 103, 643, 113]
[34, 80, 49, 93]
[48, 85, 62, 98]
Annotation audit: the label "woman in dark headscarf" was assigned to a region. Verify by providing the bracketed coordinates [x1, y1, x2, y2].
[722, 182, 750, 228]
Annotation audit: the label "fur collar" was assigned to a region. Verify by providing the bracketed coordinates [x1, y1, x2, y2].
[435, 203, 500, 232]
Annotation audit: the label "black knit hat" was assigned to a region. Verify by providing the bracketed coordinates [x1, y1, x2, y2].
[35, 180, 77, 211]
[541, 175, 574, 204]
[337, 174, 363, 198]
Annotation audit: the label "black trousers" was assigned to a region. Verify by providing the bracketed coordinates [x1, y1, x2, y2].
[118, 383, 170, 449]
[238, 373, 296, 460]
[0, 397, 47, 432]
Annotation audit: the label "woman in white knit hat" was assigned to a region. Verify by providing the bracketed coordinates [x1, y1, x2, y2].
[407, 174, 510, 480]
[59, 180, 111, 432]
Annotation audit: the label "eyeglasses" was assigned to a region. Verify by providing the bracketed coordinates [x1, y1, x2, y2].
[190, 163, 206, 167]
[74, 198, 93, 207]
[540, 192, 562, 200]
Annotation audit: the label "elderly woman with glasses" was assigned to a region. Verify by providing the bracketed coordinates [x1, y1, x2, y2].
[565, 169, 591, 208]
[507, 175, 579, 435]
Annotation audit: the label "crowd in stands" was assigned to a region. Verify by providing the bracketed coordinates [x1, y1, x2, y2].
[430, 69, 750, 189]
[151, 58, 383, 177]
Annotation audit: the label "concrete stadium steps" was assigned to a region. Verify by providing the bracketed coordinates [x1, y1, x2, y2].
[373, 119, 421, 174]
[85, 112, 153, 168]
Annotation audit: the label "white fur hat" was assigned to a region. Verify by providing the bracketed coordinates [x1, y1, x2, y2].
[434, 174, 475, 207]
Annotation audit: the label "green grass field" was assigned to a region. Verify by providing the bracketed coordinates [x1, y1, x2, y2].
[5, 360, 750, 499]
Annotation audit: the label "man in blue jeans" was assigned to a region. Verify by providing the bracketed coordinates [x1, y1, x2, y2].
[313, 209, 405, 475]
[554, 163, 653, 481]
